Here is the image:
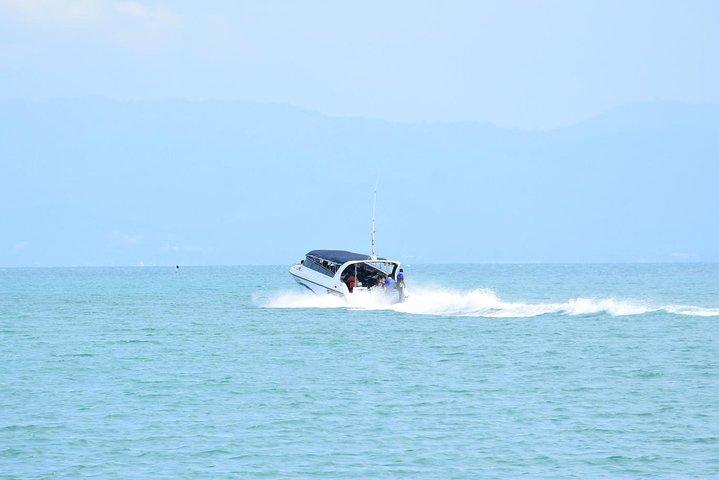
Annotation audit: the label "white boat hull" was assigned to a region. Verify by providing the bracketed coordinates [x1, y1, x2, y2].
[289, 264, 348, 296]
[289, 264, 405, 303]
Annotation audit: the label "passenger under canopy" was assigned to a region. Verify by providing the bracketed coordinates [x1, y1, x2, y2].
[339, 259, 399, 290]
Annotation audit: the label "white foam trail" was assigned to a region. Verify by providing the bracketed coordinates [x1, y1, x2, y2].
[664, 305, 719, 317]
[262, 288, 399, 310]
[260, 287, 719, 318]
[375, 288, 657, 317]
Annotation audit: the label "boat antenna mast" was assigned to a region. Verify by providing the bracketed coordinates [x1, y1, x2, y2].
[370, 181, 378, 259]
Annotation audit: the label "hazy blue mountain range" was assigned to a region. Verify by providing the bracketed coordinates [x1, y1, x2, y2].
[1, 99, 718, 266]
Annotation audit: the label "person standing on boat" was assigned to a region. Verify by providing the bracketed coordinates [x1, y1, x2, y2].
[397, 268, 406, 302]
[385, 276, 395, 290]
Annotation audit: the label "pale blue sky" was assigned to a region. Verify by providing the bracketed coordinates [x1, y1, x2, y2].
[1, 0, 718, 128]
[2, 2, 719, 266]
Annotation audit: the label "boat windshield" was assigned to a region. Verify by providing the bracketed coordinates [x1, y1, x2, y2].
[364, 261, 396, 276]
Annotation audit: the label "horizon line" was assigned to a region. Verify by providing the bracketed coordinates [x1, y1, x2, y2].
[2, 261, 718, 269]
[3, 96, 718, 133]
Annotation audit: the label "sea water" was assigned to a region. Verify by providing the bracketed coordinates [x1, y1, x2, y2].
[1, 264, 718, 478]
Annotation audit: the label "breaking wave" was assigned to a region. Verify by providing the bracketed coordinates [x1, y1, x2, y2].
[260, 287, 719, 318]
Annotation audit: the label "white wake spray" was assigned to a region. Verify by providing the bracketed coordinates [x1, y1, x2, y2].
[260, 286, 719, 318]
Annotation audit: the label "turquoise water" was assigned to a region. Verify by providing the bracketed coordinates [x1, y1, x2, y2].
[2, 264, 719, 478]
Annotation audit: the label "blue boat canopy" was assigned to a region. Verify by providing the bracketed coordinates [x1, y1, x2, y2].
[306, 250, 382, 264]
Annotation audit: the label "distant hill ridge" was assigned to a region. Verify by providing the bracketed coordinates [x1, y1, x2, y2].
[1, 99, 718, 266]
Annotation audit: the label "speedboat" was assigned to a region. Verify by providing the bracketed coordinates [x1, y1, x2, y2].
[289, 250, 407, 302]
[289, 184, 406, 302]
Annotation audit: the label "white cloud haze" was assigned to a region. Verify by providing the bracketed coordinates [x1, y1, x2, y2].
[0, 0, 180, 48]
